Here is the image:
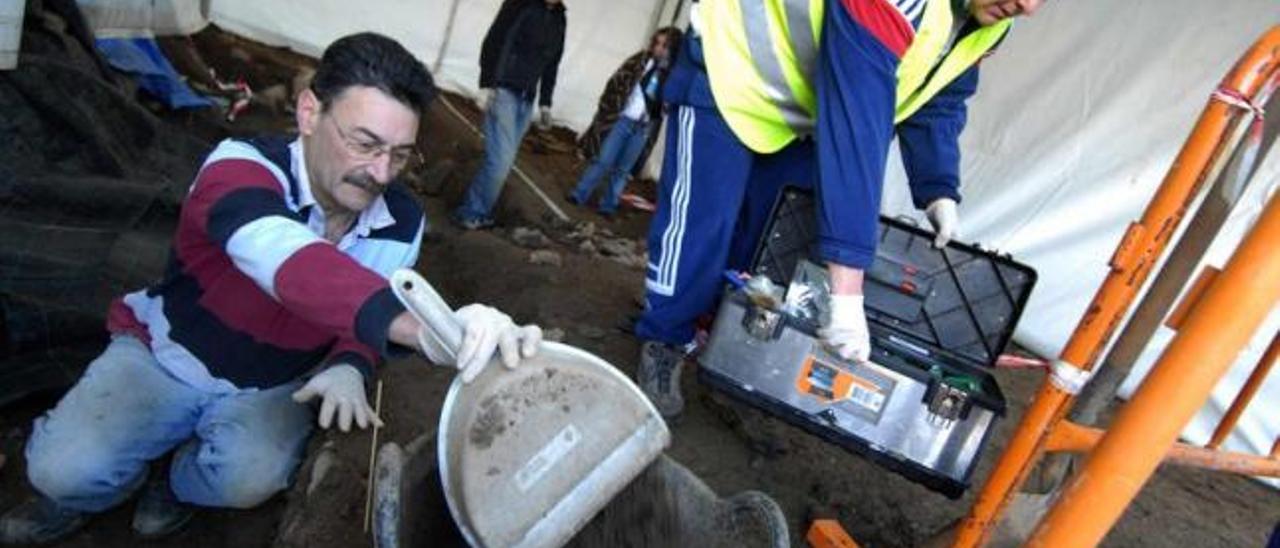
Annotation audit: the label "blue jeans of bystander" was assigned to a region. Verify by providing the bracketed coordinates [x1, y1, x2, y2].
[570, 116, 651, 214]
[455, 87, 536, 223]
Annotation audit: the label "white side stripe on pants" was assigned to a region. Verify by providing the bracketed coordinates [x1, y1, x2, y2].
[647, 106, 696, 296]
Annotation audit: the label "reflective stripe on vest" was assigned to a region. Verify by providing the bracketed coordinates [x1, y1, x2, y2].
[741, 0, 816, 134]
[702, 0, 823, 152]
[702, 0, 1010, 153]
[895, 0, 953, 117]
[895, 17, 1011, 123]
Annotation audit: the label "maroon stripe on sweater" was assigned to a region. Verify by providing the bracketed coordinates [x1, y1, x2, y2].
[273, 242, 389, 344]
[185, 159, 285, 229]
[194, 262, 334, 349]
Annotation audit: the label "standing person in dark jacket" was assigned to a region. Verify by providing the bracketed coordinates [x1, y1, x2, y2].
[453, 0, 568, 230]
[567, 27, 682, 218]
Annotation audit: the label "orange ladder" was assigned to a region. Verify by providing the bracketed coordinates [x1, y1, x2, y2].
[954, 25, 1280, 548]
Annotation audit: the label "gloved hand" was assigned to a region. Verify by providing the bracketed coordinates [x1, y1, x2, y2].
[416, 304, 543, 383]
[291, 364, 382, 432]
[819, 294, 871, 363]
[925, 198, 959, 248]
[538, 106, 552, 129]
[478, 88, 496, 112]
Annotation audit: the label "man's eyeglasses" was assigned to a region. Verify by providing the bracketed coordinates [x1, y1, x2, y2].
[327, 112, 423, 173]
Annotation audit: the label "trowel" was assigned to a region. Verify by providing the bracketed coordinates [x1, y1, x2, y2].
[389, 269, 670, 548]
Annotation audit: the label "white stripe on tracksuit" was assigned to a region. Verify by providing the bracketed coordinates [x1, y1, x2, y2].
[648, 106, 696, 296]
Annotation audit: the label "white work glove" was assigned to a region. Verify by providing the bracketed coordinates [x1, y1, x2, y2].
[416, 304, 543, 383]
[820, 294, 871, 363]
[925, 198, 959, 248]
[291, 364, 382, 432]
[537, 106, 552, 129]
[478, 88, 496, 112]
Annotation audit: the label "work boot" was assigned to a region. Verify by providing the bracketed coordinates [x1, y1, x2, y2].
[131, 477, 194, 539]
[717, 491, 790, 548]
[638, 341, 686, 420]
[0, 495, 88, 544]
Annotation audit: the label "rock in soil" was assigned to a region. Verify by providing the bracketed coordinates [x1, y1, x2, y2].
[528, 249, 563, 267]
[511, 226, 551, 249]
[569, 221, 598, 240]
[597, 238, 635, 257]
[543, 327, 566, 342]
[305, 441, 338, 498]
[574, 325, 608, 340]
[567, 455, 789, 548]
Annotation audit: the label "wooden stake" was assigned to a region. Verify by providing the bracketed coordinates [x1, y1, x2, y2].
[363, 380, 384, 534]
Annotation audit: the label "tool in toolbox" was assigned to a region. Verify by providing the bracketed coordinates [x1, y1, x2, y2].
[390, 269, 670, 548]
[699, 188, 1037, 498]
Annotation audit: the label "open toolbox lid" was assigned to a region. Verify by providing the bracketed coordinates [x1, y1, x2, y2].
[751, 187, 1038, 371]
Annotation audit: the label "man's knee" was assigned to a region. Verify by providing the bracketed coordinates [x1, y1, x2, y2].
[207, 457, 298, 509]
[174, 434, 305, 509]
[26, 432, 140, 509]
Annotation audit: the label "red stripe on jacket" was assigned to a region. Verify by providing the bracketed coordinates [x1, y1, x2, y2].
[840, 0, 915, 58]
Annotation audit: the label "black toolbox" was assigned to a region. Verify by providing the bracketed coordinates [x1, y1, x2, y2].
[698, 187, 1037, 498]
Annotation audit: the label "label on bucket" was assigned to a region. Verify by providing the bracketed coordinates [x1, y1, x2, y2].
[515, 424, 581, 492]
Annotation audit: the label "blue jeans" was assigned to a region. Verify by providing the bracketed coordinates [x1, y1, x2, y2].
[24, 335, 314, 512]
[571, 117, 651, 213]
[455, 88, 535, 222]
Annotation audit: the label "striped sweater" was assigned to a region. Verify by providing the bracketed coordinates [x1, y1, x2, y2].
[107, 136, 425, 393]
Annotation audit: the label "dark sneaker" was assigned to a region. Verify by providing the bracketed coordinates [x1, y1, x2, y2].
[131, 478, 194, 539]
[451, 213, 495, 231]
[0, 495, 88, 544]
[564, 191, 584, 207]
[638, 341, 686, 420]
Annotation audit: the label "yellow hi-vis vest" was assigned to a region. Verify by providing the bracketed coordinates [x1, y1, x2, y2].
[701, 0, 1011, 154]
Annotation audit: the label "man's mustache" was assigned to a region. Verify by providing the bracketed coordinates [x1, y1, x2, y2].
[343, 172, 385, 194]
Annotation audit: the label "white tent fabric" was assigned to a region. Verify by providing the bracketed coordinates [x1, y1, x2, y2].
[1, 1, 24, 70]
[81, 0, 1280, 485]
[878, 0, 1280, 486]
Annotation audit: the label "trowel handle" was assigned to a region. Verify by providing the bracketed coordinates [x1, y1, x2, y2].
[390, 269, 465, 358]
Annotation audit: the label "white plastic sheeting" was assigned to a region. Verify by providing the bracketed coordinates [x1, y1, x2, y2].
[1, 0, 24, 69]
[76, 0, 209, 38]
[207, 0, 675, 132]
[878, 0, 1280, 485]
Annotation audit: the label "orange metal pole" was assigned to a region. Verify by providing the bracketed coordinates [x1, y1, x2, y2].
[952, 25, 1280, 548]
[1026, 184, 1280, 548]
[1044, 420, 1280, 477]
[1207, 332, 1279, 449]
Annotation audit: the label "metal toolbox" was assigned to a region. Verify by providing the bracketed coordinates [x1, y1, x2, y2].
[699, 188, 1037, 498]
